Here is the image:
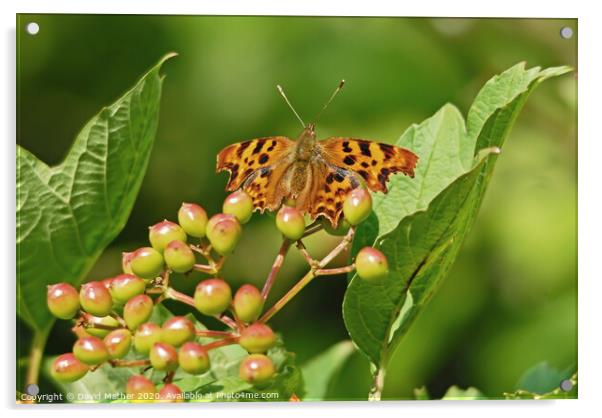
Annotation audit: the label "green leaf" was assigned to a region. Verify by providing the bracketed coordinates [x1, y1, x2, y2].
[342, 63, 572, 379]
[514, 362, 574, 395]
[300, 340, 356, 401]
[16, 53, 176, 332]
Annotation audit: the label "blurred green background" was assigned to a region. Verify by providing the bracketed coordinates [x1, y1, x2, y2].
[17, 15, 577, 399]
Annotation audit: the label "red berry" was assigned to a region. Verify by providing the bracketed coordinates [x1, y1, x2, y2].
[130, 247, 164, 279]
[206, 214, 242, 255]
[178, 203, 208, 238]
[122, 251, 135, 274]
[103, 329, 132, 359]
[134, 322, 162, 354]
[163, 240, 196, 273]
[73, 336, 109, 365]
[84, 314, 120, 338]
[149, 342, 178, 372]
[109, 274, 146, 304]
[194, 278, 232, 316]
[178, 342, 210, 375]
[233, 284, 263, 323]
[223, 190, 254, 224]
[275, 206, 306, 241]
[343, 187, 372, 225]
[239, 354, 275, 387]
[158, 383, 183, 402]
[126, 375, 156, 403]
[50, 353, 89, 383]
[79, 281, 113, 317]
[47, 283, 80, 319]
[124, 294, 153, 330]
[239, 322, 276, 354]
[355, 247, 389, 282]
[161, 316, 195, 347]
[148, 220, 187, 253]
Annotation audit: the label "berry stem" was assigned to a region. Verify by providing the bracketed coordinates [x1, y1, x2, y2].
[260, 270, 316, 323]
[318, 227, 355, 268]
[109, 312, 128, 328]
[202, 336, 239, 351]
[302, 221, 324, 238]
[195, 329, 235, 338]
[315, 264, 356, 276]
[110, 359, 151, 368]
[164, 371, 175, 384]
[165, 287, 195, 307]
[193, 263, 217, 275]
[296, 240, 318, 268]
[261, 239, 291, 301]
[215, 314, 239, 330]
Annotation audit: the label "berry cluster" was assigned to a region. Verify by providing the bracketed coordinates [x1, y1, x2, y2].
[47, 187, 388, 402]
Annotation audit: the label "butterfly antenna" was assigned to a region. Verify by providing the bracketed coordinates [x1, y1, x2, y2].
[314, 79, 345, 122]
[277, 84, 305, 128]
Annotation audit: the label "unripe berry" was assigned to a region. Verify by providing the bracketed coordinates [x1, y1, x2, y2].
[161, 316, 195, 347]
[239, 354, 275, 387]
[194, 278, 232, 316]
[50, 353, 89, 383]
[149, 342, 178, 372]
[178, 203, 208, 238]
[163, 240, 196, 273]
[134, 322, 162, 354]
[178, 342, 210, 375]
[84, 315, 120, 338]
[73, 336, 109, 365]
[122, 251, 135, 274]
[103, 329, 132, 359]
[239, 322, 276, 354]
[79, 281, 113, 317]
[130, 247, 164, 280]
[276, 206, 305, 241]
[126, 375, 156, 403]
[158, 383, 183, 403]
[356, 247, 389, 282]
[124, 294, 153, 330]
[206, 214, 242, 255]
[322, 217, 351, 236]
[109, 274, 146, 304]
[233, 284, 263, 323]
[343, 187, 372, 225]
[47, 283, 80, 319]
[148, 220, 187, 253]
[223, 190, 254, 224]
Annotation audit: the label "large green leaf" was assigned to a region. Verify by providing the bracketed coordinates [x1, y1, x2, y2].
[342, 63, 572, 385]
[16, 53, 175, 332]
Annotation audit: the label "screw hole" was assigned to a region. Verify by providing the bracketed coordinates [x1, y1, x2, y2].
[560, 26, 573, 39]
[26, 22, 40, 35]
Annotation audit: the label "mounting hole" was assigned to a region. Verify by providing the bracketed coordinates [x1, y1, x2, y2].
[26, 22, 40, 35]
[560, 26, 573, 39]
[560, 379, 574, 392]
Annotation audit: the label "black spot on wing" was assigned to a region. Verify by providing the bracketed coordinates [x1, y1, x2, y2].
[342, 141, 353, 153]
[343, 155, 355, 166]
[236, 141, 251, 157]
[359, 141, 372, 157]
[379, 143, 395, 160]
[258, 153, 269, 164]
[252, 139, 266, 155]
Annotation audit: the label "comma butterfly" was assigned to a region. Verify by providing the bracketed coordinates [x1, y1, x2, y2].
[216, 81, 418, 227]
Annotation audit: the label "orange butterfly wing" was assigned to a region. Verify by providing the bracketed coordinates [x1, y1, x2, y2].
[216, 136, 295, 212]
[319, 137, 418, 193]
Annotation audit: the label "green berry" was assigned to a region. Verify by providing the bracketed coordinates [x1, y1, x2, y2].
[103, 329, 132, 359]
[124, 294, 153, 330]
[194, 278, 232, 316]
[122, 251, 135, 274]
[356, 247, 389, 282]
[343, 187, 372, 225]
[134, 322, 163, 354]
[239, 354, 275, 387]
[126, 375, 156, 403]
[130, 247, 164, 279]
[84, 314, 120, 338]
[73, 336, 109, 365]
[50, 353, 89, 383]
[79, 281, 113, 317]
[206, 214, 242, 255]
[322, 217, 351, 236]
[149, 342, 178, 372]
[239, 322, 276, 354]
[158, 383, 183, 403]
[233, 284, 263, 323]
[148, 220, 187, 253]
[47, 283, 80, 319]
[161, 316, 195, 347]
[163, 240, 196, 273]
[275, 206, 305, 241]
[178, 342, 210, 375]
[178, 202, 208, 238]
[223, 190, 254, 224]
[109, 274, 146, 304]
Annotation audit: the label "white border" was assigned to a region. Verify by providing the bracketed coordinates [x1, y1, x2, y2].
[2, 1, 598, 418]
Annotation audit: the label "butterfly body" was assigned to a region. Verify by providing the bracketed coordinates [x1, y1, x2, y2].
[217, 123, 418, 227]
